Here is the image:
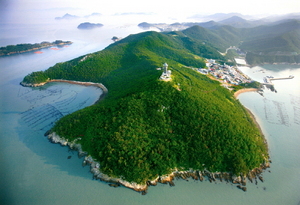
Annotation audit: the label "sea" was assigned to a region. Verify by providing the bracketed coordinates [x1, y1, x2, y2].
[0, 19, 300, 205]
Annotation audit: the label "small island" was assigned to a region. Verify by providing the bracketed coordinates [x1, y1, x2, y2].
[55, 13, 79, 20]
[0, 40, 72, 56]
[21, 29, 270, 194]
[77, 22, 104, 30]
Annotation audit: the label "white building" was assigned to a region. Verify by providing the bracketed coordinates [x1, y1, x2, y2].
[160, 62, 171, 80]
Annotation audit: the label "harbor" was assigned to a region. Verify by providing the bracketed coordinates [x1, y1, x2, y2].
[263, 75, 294, 85]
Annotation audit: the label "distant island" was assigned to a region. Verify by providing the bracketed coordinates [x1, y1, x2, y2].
[55, 13, 79, 20]
[21, 28, 270, 194]
[77, 22, 104, 29]
[55, 13, 102, 20]
[0, 40, 72, 56]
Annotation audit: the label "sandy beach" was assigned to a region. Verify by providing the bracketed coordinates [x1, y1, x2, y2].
[234, 88, 267, 150]
[234, 88, 258, 98]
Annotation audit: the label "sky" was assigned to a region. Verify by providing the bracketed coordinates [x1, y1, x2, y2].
[0, 0, 299, 24]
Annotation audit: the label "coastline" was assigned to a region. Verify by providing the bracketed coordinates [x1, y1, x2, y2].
[234, 88, 268, 148]
[234, 88, 258, 98]
[22, 79, 270, 194]
[245, 107, 266, 145]
[47, 132, 270, 194]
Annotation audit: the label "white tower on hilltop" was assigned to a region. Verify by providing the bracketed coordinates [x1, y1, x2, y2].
[160, 62, 171, 80]
[163, 63, 168, 74]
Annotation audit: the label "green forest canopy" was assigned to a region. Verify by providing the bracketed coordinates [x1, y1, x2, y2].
[22, 30, 269, 184]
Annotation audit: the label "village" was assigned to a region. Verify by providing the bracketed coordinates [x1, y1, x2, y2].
[158, 60, 253, 90]
[197, 59, 253, 88]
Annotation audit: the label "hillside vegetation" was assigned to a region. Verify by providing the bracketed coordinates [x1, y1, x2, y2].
[170, 20, 300, 65]
[22, 30, 268, 184]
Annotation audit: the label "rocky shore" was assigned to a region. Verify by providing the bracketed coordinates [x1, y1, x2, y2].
[20, 81, 49, 87]
[25, 78, 270, 194]
[24, 78, 270, 194]
[47, 131, 270, 195]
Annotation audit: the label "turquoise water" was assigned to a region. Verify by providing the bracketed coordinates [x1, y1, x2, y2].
[1, 26, 300, 204]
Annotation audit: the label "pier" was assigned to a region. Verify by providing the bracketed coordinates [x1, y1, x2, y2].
[263, 75, 294, 85]
[270, 75, 294, 81]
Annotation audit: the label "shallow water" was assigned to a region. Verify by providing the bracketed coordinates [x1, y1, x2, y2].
[1, 25, 300, 204]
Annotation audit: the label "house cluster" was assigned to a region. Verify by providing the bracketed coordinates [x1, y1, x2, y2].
[198, 59, 252, 85]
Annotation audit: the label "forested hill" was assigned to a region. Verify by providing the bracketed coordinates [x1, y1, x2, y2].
[22, 30, 268, 186]
[242, 20, 300, 64]
[171, 20, 300, 65]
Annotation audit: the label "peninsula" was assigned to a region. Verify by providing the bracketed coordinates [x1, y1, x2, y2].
[0, 40, 72, 56]
[21, 29, 269, 194]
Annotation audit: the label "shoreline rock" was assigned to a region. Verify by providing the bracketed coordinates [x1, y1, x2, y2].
[47, 131, 271, 194]
[36, 79, 270, 194]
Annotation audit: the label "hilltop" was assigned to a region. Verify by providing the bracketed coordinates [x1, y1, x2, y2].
[22, 30, 269, 193]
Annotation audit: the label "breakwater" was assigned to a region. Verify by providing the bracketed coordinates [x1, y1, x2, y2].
[263, 75, 294, 85]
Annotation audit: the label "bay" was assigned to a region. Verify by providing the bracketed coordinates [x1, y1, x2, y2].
[0, 23, 300, 205]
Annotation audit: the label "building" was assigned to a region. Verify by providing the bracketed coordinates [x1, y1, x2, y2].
[160, 62, 171, 81]
[163, 63, 168, 74]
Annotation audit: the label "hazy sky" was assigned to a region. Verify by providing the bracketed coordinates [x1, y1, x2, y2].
[2, 0, 299, 14]
[1, 0, 299, 24]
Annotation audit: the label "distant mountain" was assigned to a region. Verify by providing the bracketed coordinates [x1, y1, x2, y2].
[84, 13, 102, 18]
[206, 13, 250, 21]
[178, 20, 300, 64]
[138, 22, 153, 28]
[241, 19, 300, 40]
[139, 18, 300, 65]
[138, 21, 222, 32]
[219, 16, 256, 28]
[190, 13, 253, 22]
[77, 22, 103, 29]
[56, 13, 102, 20]
[262, 12, 300, 23]
[182, 21, 221, 28]
[181, 25, 241, 53]
[241, 20, 300, 64]
[138, 22, 188, 31]
[55, 13, 79, 20]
